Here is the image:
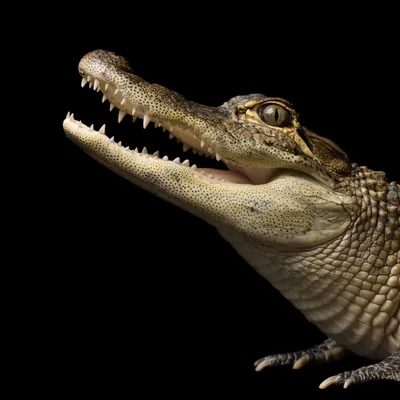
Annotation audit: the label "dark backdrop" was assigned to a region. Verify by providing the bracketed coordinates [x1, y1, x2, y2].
[61, 17, 398, 398]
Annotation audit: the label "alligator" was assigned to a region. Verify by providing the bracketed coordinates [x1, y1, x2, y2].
[63, 50, 399, 389]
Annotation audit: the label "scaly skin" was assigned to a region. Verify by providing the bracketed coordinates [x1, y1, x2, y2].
[63, 50, 399, 388]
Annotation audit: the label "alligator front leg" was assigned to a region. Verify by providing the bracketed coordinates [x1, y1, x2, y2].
[254, 338, 347, 371]
[319, 351, 400, 389]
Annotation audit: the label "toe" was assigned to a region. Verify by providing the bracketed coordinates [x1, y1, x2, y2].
[319, 374, 340, 389]
[343, 377, 354, 389]
[293, 355, 309, 370]
[255, 357, 274, 371]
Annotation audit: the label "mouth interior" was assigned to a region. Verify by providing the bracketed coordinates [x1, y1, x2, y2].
[67, 74, 278, 185]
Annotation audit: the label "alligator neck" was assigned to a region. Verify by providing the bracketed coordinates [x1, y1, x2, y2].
[217, 168, 399, 359]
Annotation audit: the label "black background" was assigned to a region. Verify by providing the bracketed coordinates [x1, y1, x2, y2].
[61, 12, 399, 398]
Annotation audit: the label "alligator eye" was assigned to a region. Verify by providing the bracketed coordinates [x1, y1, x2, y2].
[260, 104, 292, 127]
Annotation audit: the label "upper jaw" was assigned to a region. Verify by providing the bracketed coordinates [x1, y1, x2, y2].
[78, 50, 233, 164]
[66, 50, 258, 185]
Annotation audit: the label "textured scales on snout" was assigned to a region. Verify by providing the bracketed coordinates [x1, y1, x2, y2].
[63, 50, 399, 389]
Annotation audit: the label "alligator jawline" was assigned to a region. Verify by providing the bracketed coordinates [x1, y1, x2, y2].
[67, 74, 283, 185]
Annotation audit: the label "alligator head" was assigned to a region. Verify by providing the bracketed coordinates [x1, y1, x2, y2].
[63, 49, 353, 249]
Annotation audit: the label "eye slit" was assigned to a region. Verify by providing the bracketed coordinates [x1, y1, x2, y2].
[260, 104, 292, 127]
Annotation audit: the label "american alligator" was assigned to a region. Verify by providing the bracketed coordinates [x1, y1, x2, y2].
[63, 50, 399, 389]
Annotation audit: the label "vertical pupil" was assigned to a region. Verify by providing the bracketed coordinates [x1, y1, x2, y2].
[274, 109, 279, 123]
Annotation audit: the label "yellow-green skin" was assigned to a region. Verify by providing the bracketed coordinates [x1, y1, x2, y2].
[63, 50, 399, 364]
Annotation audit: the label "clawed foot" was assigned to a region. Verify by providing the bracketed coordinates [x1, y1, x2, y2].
[254, 338, 346, 371]
[319, 371, 361, 389]
[319, 352, 400, 389]
[255, 345, 399, 389]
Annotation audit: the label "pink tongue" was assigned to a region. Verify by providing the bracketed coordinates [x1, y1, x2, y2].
[197, 168, 252, 184]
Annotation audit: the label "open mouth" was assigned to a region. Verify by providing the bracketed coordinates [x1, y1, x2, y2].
[64, 70, 280, 185]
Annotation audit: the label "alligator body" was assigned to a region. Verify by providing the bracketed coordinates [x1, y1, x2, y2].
[63, 50, 399, 388]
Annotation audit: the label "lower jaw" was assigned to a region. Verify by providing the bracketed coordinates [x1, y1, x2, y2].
[66, 117, 255, 186]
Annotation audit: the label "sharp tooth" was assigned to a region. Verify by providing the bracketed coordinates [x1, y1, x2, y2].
[143, 114, 150, 129]
[216, 153, 222, 161]
[132, 107, 136, 115]
[89, 81, 93, 89]
[170, 127, 174, 133]
[192, 149, 198, 154]
[110, 103, 115, 111]
[70, 113, 75, 120]
[102, 94, 107, 103]
[132, 116, 137, 122]
[121, 98, 127, 105]
[118, 141, 122, 147]
[110, 136, 115, 142]
[183, 144, 190, 152]
[105, 83, 109, 91]
[114, 89, 119, 95]
[208, 147, 213, 153]
[81, 77, 87, 88]
[135, 147, 139, 153]
[182, 159, 190, 166]
[191, 164, 197, 169]
[89, 124, 94, 130]
[66, 111, 70, 119]
[173, 157, 180, 164]
[87, 76, 91, 81]
[142, 147, 148, 154]
[125, 146, 130, 151]
[118, 110, 126, 123]
[169, 133, 174, 139]
[99, 124, 106, 134]
[162, 128, 166, 132]
[153, 151, 159, 157]
[96, 86, 101, 92]
[201, 140, 205, 147]
[162, 156, 168, 161]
